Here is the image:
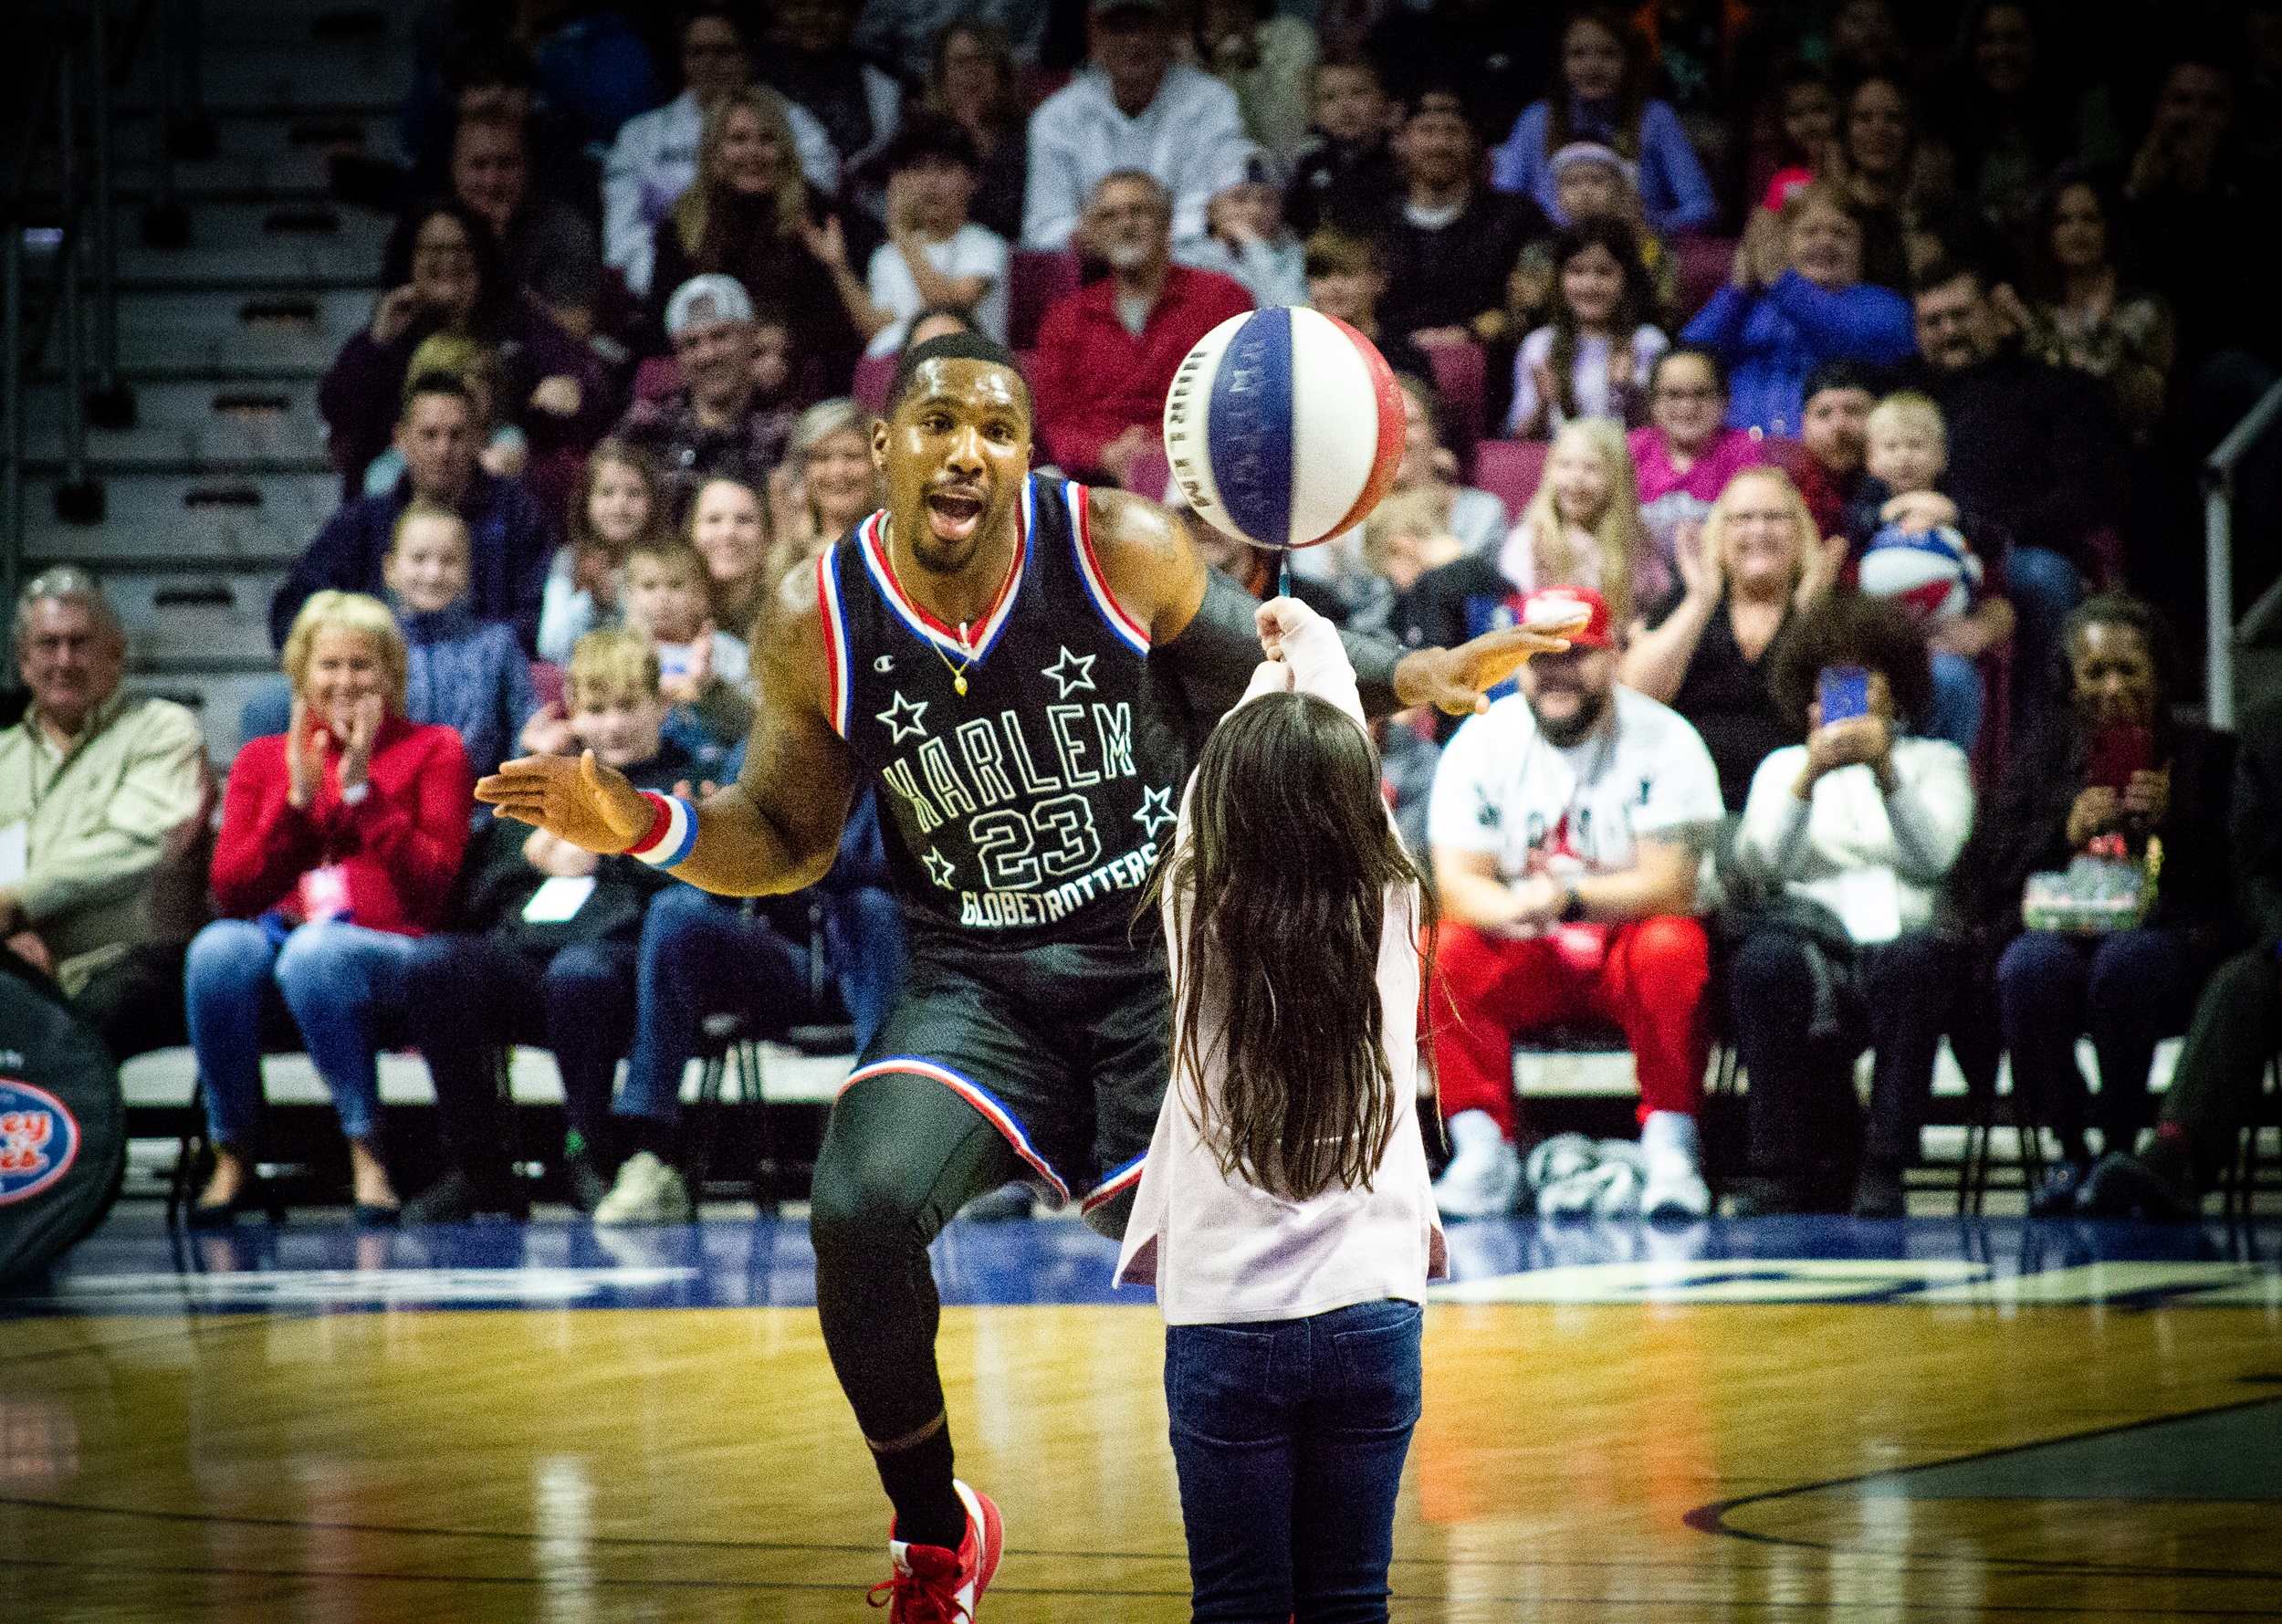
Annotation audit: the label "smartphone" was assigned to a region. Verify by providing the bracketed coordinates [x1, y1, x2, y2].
[1817, 665, 1870, 724]
[2087, 722, 2153, 791]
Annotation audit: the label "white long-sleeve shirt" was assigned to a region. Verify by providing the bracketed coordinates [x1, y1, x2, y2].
[1021, 65, 1258, 256]
[1114, 604, 1447, 1325]
[1732, 737, 1974, 942]
[602, 90, 841, 299]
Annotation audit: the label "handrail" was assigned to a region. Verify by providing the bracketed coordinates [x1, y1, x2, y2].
[2203, 376, 2282, 731]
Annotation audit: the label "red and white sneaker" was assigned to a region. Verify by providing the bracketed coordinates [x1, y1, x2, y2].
[868, 1480, 1002, 1622]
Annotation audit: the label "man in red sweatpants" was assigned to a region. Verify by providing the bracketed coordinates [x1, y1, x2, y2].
[1424, 586, 1724, 1220]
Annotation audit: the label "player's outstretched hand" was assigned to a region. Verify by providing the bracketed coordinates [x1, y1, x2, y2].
[476, 749, 654, 853]
[1395, 607, 1590, 716]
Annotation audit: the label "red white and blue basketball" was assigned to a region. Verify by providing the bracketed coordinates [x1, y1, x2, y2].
[1161, 307, 1406, 550]
[1858, 524, 1981, 623]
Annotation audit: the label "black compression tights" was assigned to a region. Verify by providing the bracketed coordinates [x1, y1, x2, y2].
[811, 1071, 1024, 1548]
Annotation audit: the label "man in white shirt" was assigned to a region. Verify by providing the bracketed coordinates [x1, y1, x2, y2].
[602, 6, 839, 300]
[1021, 0, 1258, 258]
[1427, 585, 1725, 1221]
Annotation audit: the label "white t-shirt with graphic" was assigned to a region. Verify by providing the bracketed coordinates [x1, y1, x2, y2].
[1427, 685, 1723, 879]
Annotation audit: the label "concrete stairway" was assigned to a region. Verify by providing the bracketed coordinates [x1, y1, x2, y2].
[20, 3, 413, 764]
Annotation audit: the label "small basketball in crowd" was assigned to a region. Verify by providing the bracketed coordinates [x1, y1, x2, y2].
[1162, 307, 1406, 551]
[1858, 523, 1981, 623]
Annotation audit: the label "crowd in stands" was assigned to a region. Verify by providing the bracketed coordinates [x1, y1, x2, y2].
[9, 0, 2282, 1231]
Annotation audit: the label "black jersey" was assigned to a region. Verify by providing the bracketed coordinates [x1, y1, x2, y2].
[816, 476, 1186, 947]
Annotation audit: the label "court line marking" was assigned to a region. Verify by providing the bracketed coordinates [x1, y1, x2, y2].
[6, 1556, 2278, 1613]
[1685, 1388, 2282, 1583]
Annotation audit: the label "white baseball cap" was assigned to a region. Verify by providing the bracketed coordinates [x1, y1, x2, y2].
[665, 273, 755, 339]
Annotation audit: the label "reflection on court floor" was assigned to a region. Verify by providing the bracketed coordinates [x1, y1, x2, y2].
[2, 1210, 2277, 1621]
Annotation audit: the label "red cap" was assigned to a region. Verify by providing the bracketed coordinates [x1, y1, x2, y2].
[1517, 585, 1612, 648]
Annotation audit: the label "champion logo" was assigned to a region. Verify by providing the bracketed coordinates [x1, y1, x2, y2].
[874, 655, 894, 674]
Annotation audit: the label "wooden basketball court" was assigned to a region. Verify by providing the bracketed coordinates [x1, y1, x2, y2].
[3, 1211, 2278, 1621]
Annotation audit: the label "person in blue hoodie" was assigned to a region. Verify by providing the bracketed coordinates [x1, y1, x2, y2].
[382, 503, 544, 785]
[1682, 182, 1914, 438]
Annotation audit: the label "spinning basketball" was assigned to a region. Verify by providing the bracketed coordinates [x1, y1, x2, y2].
[1162, 307, 1407, 551]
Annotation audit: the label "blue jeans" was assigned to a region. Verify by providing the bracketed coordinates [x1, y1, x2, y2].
[1166, 1299, 1424, 1623]
[2001, 545, 2082, 734]
[615, 884, 904, 1126]
[1923, 650, 1984, 753]
[186, 917, 421, 1147]
[403, 934, 639, 1163]
[1998, 927, 2190, 1162]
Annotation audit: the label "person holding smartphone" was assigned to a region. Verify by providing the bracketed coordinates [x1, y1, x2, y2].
[1727, 594, 1975, 1217]
[1945, 592, 2238, 1215]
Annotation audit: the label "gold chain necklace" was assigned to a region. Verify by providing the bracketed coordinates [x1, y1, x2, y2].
[936, 624, 975, 696]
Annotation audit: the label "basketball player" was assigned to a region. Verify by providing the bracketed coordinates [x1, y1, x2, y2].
[479, 332, 1571, 1618]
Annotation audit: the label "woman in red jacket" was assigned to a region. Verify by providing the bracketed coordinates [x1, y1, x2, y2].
[187, 592, 474, 1225]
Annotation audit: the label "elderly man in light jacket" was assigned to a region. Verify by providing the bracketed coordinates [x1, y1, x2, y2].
[0, 569, 210, 1060]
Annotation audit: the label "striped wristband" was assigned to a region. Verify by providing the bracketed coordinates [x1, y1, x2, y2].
[625, 791, 698, 869]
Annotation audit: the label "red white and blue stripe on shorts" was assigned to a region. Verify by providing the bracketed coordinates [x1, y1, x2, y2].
[840, 1056, 1146, 1212]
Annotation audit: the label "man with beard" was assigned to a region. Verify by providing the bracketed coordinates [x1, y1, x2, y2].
[478, 330, 1570, 1619]
[1031, 170, 1252, 487]
[1424, 585, 1727, 1222]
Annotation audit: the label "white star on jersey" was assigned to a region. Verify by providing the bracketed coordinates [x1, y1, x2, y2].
[1042, 644, 1097, 699]
[923, 847, 957, 887]
[1133, 784, 1178, 837]
[876, 690, 928, 743]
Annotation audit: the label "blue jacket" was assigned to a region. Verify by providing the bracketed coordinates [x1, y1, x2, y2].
[1682, 272, 1917, 438]
[270, 471, 559, 655]
[1492, 99, 1717, 236]
[398, 601, 542, 781]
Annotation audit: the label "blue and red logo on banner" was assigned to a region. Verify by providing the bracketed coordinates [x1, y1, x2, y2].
[0, 1079, 79, 1205]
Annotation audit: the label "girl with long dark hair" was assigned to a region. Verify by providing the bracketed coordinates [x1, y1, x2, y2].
[1115, 595, 1450, 1619]
[1506, 216, 1669, 439]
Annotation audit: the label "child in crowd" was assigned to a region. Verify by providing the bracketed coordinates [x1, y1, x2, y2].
[1192, 162, 1309, 309]
[1303, 229, 1430, 383]
[1508, 145, 1678, 332]
[1282, 45, 1403, 237]
[1846, 391, 2015, 752]
[539, 440, 669, 665]
[621, 538, 753, 769]
[1507, 217, 1670, 439]
[686, 475, 771, 641]
[382, 502, 541, 782]
[1502, 418, 1660, 626]
[1752, 66, 1840, 210]
[401, 628, 699, 1221]
[857, 113, 1010, 356]
[1492, 6, 1717, 236]
[1629, 348, 1765, 575]
[361, 333, 528, 497]
[1362, 488, 1467, 598]
[1115, 594, 1444, 1621]
[1395, 421, 1655, 740]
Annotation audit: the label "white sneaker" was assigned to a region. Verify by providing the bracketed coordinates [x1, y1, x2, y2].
[1434, 1109, 1522, 1220]
[591, 1151, 692, 1226]
[1639, 1110, 1710, 1221]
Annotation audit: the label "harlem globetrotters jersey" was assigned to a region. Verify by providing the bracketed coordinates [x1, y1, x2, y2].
[815, 476, 1186, 946]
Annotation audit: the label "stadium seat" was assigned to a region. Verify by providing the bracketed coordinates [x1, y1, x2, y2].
[852, 353, 896, 416]
[1474, 438, 1548, 522]
[1008, 249, 1080, 351]
[633, 354, 681, 403]
[1424, 341, 1487, 474]
[1677, 235, 1739, 323]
